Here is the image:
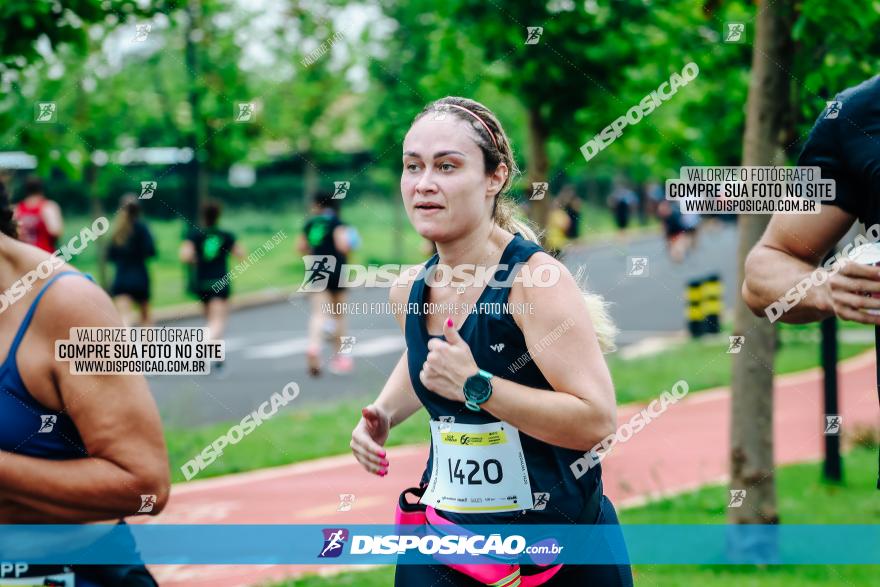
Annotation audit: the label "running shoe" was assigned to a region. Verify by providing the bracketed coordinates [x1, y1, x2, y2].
[328, 354, 353, 375]
[213, 359, 228, 379]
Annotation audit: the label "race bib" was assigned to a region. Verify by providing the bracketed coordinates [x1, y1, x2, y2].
[421, 420, 533, 513]
[0, 564, 74, 586]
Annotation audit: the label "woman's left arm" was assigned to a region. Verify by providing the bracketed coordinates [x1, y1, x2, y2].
[420, 253, 617, 452]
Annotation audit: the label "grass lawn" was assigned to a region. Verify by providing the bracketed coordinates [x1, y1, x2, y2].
[164, 321, 872, 483]
[62, 199, 625, 309]
[608, 321, 872, 404]
[271, 446, 880, 586]
[164, 393, 429, 482]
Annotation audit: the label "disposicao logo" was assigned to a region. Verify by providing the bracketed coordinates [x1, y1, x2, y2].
[318, 528, 349, 558]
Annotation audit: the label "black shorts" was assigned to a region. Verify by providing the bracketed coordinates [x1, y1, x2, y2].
[614, 204, 630, 229]
[394, 496, 633, 587]
[195, 284, 230, 302]
[664, 219, 685, 239]
[324, 268, 343, 292]
[112, 284, 151, 303]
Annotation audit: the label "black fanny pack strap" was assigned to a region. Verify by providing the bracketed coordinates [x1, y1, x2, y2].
[399, 486, 427, 512]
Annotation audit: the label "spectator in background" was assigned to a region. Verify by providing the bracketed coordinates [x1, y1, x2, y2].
[607, 178, 638, 235]
[108, 194, 156, 326]
[14, 176, 63, 252]
[650, 181, 699, 263]
[545, 195, 572, 258]
[678, 201, 701, 248]
[645, 179, 664, 217]
[180, 200, 245, 373]
[636, 181, 649, 225]
[559, 184, 582, 241]
[297, 190, 358, 377]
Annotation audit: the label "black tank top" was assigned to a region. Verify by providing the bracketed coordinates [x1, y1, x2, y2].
[405, 232, 602, 525]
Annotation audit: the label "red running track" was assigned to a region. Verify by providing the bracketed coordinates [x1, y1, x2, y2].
[132, 351, 879, 587]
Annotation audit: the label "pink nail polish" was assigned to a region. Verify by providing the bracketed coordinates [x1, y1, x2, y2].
[446, 317, 453, 327]
[378, 451, 386, 458]
[381, 460, 390, 467]
[379, 468, 387, 475]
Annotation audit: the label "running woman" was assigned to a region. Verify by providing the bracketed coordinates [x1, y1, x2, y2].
[297, 190, 355, 376]
[0, 181, 169, 583]
[108, 194, 157, 326]
[350, 97, 633, 586]
[14, 176, 63, 253]
[180, 200, 245, 358]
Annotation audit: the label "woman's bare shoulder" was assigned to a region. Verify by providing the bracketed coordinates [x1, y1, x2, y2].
[37, 272, 122, 334]
[509, 252, 576, 327]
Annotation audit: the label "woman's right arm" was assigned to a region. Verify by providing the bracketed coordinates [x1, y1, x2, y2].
[374, 350, 423, 429]
[378, 264, 425, 427]
[350, 266, 424, 475]
[350, 350, 423, 476]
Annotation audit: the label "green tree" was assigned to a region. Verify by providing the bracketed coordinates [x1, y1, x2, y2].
[440, 0, 654, 233]
[0, 0, 158, 71]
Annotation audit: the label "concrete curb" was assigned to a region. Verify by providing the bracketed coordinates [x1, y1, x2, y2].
[153, 286, 305, 324]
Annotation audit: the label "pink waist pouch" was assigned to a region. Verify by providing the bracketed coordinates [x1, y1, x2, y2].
[394, 486, 562, 587]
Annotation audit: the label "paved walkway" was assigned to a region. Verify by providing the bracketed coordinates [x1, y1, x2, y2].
[135, 351, 880, 587]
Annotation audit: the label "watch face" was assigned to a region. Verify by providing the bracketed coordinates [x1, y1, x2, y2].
[465, 374, 492, 403]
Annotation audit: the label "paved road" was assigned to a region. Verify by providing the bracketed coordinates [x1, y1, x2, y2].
[149, 223, 738, 427]
[138, 350, 879, 586]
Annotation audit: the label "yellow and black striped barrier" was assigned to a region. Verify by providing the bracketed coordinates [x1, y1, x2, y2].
[685, 274, 723, 337]
[701, 273, 722, 334]
[686, 278, 705, 337]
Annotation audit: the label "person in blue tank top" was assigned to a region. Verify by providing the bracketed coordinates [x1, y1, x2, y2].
[0, 181, 169, 585]
[349, 97, 632, 586]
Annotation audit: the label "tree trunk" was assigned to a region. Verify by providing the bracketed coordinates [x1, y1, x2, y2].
[729, 0, 795, 525]
[85, 163, 108, 288]
[525, 105, 549, 242]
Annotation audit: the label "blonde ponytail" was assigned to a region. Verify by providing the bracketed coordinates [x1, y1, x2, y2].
[495, 197, 618, 354]
[580, 289, 618, 354]
[494, 194, 541, 244]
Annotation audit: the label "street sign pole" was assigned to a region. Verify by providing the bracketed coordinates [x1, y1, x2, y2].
[821, 314, 841, 482]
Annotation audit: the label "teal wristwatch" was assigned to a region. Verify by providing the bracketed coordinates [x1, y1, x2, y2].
[463, 369, 494, 411]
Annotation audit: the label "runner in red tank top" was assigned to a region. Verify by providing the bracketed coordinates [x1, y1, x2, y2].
[14, 177, 63, 252]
